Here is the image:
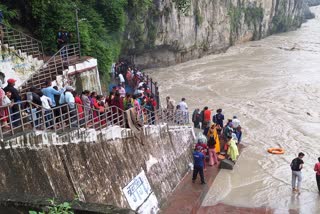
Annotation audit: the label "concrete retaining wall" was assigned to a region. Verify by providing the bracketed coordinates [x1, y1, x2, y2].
[0, 125, 194, 210]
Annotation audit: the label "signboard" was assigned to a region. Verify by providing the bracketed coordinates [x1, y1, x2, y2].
[122, 170, 158, 213]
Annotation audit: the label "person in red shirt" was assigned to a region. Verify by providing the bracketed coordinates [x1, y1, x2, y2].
[110, 92, 124, 126]
[72, 91, 84, 125]
[314, 157, 320, 192]
[202, 106, 211, 130]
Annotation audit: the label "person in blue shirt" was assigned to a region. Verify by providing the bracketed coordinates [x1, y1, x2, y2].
[192, 146, 206, 184]
[41, 80, 62, 107]
[235, 126, 242, 144]
[212, 108, 224, 128]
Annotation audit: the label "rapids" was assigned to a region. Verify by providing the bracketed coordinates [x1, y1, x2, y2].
[147, 6, 320, 213]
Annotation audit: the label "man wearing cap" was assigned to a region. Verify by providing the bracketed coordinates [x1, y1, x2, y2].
[192, 146, 206, 184]
[4, 79, 21, 126]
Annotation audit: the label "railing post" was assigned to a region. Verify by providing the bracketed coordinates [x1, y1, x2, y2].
[60, 106, 64, 131]
[29, 102, 36, 131]
[52, 109, 57, 132]
[150, 78, 153, 95]
[76, 104, 80, 128]
[155, 83, 160, 109]
[83, 105, 87, 128]
[18, 103, 24, 131]
[67, 105, 71, 129]
[41, 108, 46, 131]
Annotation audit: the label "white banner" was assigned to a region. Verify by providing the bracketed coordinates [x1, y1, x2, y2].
[122, 170, 158, 212]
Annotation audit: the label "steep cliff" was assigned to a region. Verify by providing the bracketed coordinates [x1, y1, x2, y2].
[122, 0, 304, 68]
[306, 0, 320, 6]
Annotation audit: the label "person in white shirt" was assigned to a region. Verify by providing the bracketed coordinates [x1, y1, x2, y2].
[178, 98, 188, 111]
[64, 86, 75, 109]
[138, 81, 145, 88]
[178, 98, 189, 124]
[118, 73, 125, 84]
[232, 116, 241, 129]
[134, 86, 144, 95]
[60, 86, 77, 127]
[39, 91, 53, 128]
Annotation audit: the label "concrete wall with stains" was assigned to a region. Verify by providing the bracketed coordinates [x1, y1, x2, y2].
[0, 125, 194, 209]
[64, 58, 102, 94]
[0, 44, 43, 87]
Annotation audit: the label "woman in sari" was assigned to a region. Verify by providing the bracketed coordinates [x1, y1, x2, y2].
[226, 135, 239, 162]
[207, 123, 221, 153]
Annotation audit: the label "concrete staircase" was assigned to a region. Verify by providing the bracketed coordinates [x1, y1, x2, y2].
[18, 44, 80, 95]
[0, 23, 80, 94]
[0, 40, 44, 87]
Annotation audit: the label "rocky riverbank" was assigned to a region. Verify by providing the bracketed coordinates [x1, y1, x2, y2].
[306, 0, 320, 6]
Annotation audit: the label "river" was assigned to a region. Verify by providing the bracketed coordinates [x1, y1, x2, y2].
[147, 6, 320, 214]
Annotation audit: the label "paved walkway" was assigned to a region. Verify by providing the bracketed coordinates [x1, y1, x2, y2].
[161, 163, 220, 214]
[160, 144, 299, 214]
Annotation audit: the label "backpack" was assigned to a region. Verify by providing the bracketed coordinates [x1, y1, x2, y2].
[208, 136, 216, 149]
[212, 114, 217, 123]
[290, 158, 300, 171]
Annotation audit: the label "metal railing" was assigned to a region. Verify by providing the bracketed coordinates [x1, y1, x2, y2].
[114, 63, 160, 108]
[0, 100, 125, 141]
[0, 23, 44, 59]
[19, 43, 80, 96]
[140, 73, 160, 109]
[0, 99, 191, 141]
[137, 107, 190, 127]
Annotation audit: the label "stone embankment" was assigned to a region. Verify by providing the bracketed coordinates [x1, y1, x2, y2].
[0, 125, 195, 212]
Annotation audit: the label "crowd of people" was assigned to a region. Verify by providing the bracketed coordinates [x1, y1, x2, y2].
[0, 60, 161, 132]
[191, 107, 243, 184]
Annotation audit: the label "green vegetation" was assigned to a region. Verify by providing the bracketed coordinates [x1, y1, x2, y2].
[29, 199, 73, 214]
[173, 0, 191, 15]
[0, 4, 18, 25]
[0, 0, 158, 87]
[228, 2, 265, 43]
[244, 3, 264, 39]
[228, 5, 242, 43]
[124, 0, 155, 53]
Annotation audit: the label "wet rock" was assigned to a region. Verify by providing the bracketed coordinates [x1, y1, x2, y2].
[303, 1, 315, 20]
[306, 0, 320, 6]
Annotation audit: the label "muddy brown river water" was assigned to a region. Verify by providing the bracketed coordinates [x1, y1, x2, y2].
[147, 6, 320, 214]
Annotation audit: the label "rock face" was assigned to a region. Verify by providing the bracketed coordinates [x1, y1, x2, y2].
[303, 0, 315, 19]
[306, 0, 320, 6]
[123, 0, 304, 68]
[0, 126, 194, 210]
